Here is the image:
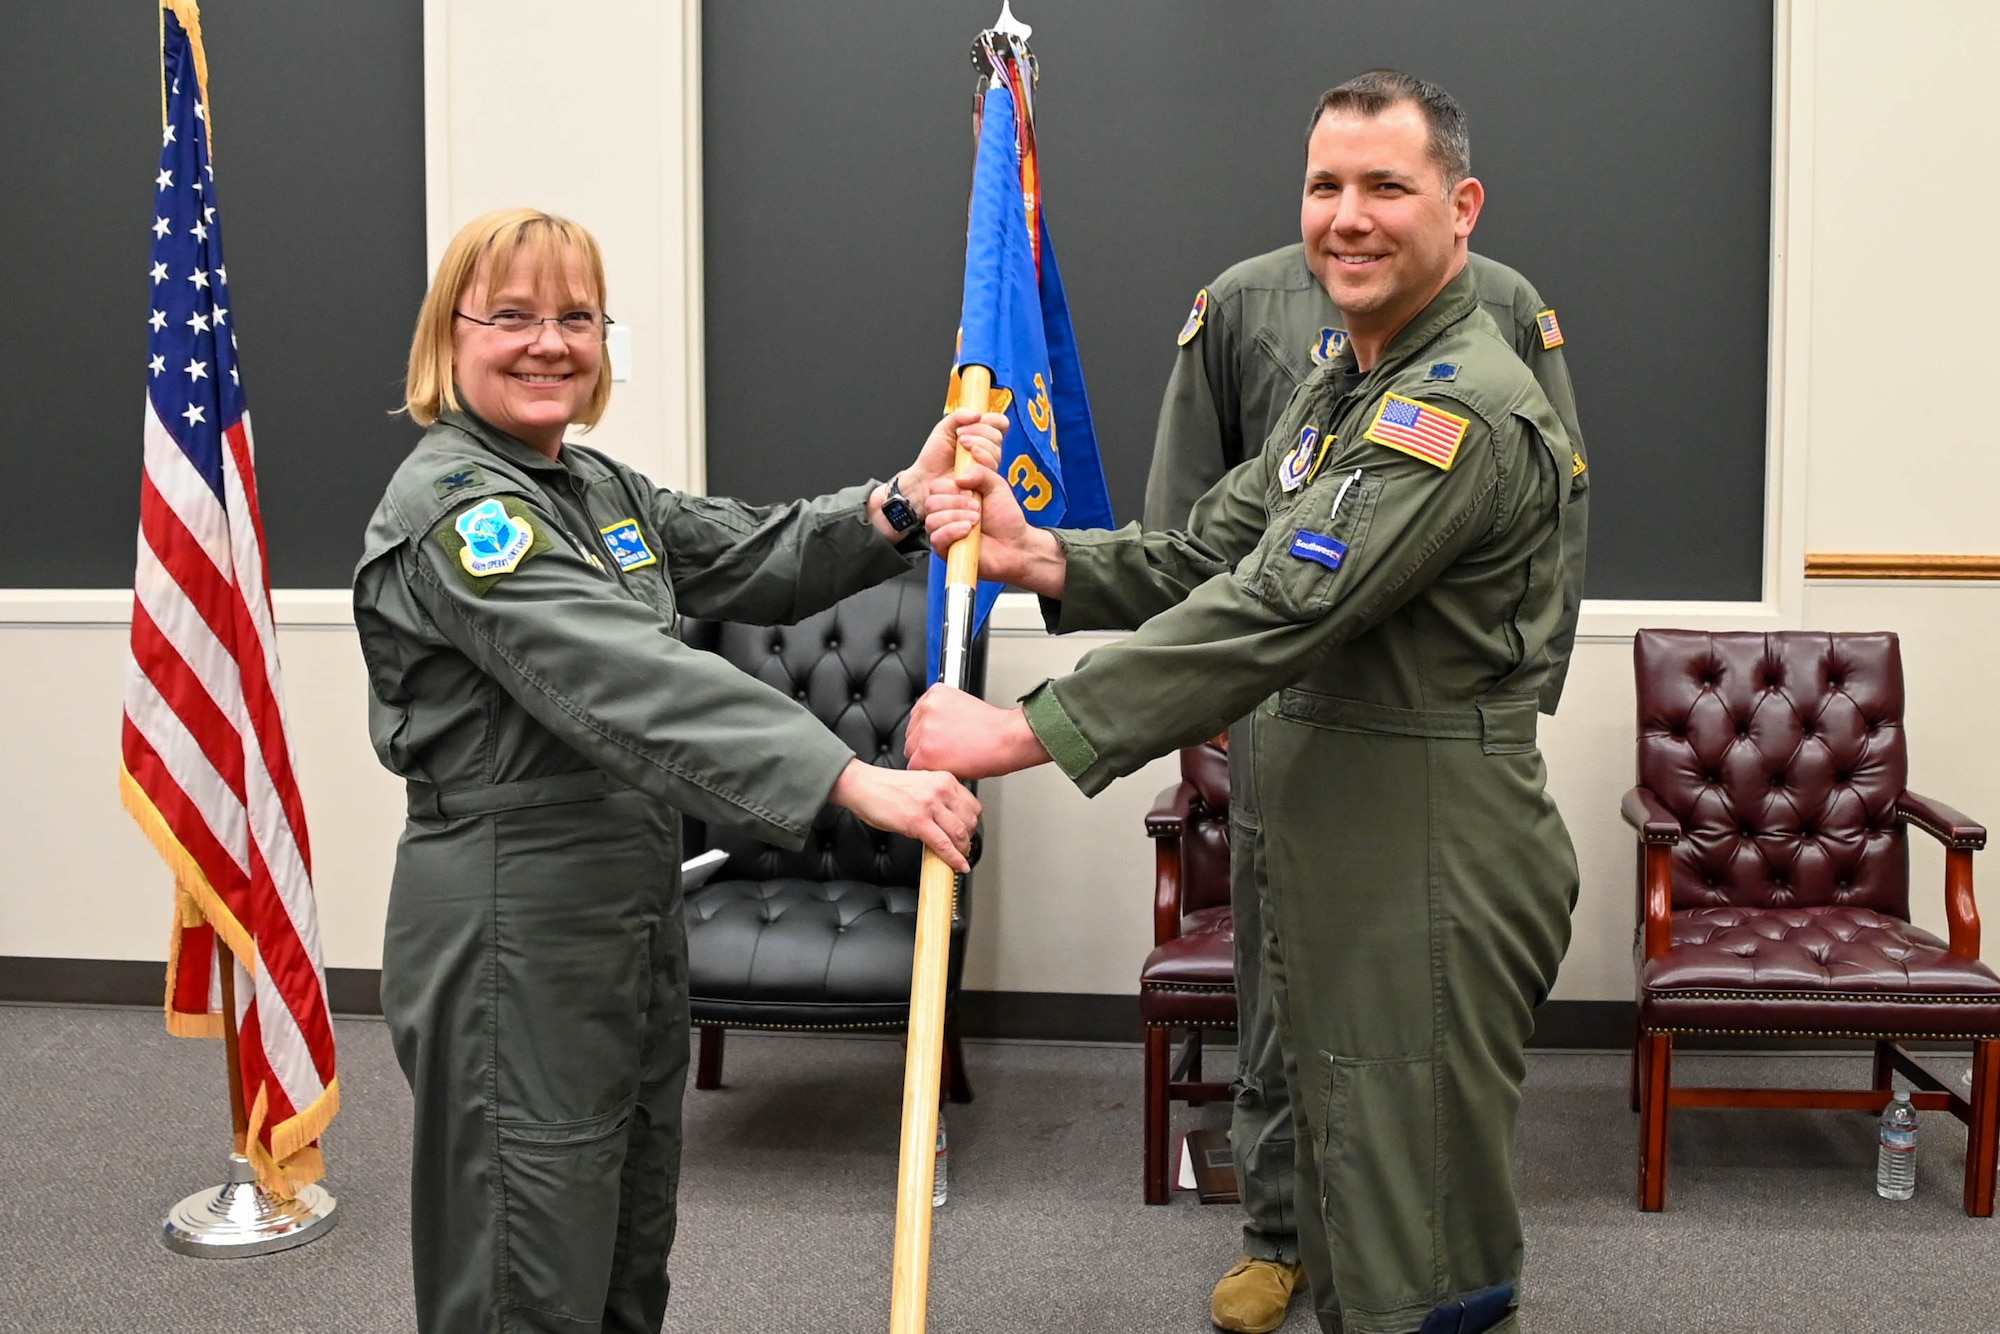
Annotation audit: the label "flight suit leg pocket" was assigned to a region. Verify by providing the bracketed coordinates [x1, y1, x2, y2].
[495, 1104, 634, 1328]
[1316, 1049, 1439, 1331]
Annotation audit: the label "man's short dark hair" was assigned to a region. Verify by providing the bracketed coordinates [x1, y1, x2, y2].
[1308, 69, 1470, 188]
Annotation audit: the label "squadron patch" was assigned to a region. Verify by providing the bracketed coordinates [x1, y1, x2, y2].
[1572, 451, 1588, 478]
[1535, 308, 1565, 349]
[1363, 393, 1470, 470]
[1277, 425, 1325, 493]
[599, 518, 658, 571]
[1311, 327, 1347, 364]
[437, 495, 550, 591]
[1176, 289, 1209, 346]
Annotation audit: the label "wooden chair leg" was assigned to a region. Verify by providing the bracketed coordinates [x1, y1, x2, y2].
[1872, 1039, 1895, 1092]
[1629, 1010, 1642, 1113]
[1965, 1039, 2000, 1217]
[1144, 1026, 1171, 1205]
[1638, 1032, 1672, 1212]
[695, 1024, 726, 1090]
[943, 1010, 975, 1105]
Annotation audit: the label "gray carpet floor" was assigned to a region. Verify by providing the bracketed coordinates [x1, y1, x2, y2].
[3, 1005, 1998, 1332]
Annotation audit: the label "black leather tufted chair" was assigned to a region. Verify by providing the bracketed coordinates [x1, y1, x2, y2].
[1625, 629, 1997, 1213]
[677, 564, 982, 1103]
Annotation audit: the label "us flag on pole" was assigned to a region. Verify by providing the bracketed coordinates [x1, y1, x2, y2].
[120, 0, 338, 1197]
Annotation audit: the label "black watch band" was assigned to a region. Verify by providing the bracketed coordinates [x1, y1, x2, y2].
[881, 474, 920, 535]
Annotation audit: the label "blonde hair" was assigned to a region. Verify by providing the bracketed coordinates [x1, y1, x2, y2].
[403, 208, 613, 430]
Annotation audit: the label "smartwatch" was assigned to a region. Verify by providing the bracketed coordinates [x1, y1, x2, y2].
[881, 473, 921, 536]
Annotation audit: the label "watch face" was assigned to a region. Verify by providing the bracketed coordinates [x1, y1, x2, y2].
[884, 479, 919, 533]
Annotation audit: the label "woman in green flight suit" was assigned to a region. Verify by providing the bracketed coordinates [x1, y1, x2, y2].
[353, 208, 1001, 1334]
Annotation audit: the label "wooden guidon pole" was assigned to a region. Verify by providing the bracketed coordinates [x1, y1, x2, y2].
[888, 365, 991, 1333]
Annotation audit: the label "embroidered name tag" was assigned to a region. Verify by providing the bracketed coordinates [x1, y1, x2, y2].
[1290, 529, 1347, 571]
[599, 519, 657, 571]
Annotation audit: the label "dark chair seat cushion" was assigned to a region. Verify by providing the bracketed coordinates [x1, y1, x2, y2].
[686, 876, 965, 1029]
[1140, 906, 1236, 1027]
[1641, 905, 2000, 1038]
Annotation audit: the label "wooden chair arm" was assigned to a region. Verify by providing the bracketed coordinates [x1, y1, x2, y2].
[1621, 786, 1683, 845]
[1900, 791, 1985, 960]
[1146, 782, 1194, 947]
[1899, 791, 1988, 850]
[1145, 782, 1196, 838]
[1623, 786, 1676, 960]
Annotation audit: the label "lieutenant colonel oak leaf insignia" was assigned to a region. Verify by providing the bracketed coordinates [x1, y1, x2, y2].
[1535, 308, 1564, 349]
[1362, 393, 1470, 470]
[434, 495, 552, 595]
[1176, 289, 1209, 346]
[600, 518, 657, 571]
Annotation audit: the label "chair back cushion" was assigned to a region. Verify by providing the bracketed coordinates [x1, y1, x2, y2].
[1635, 629, 1908, 917]
[678, 563, 986, 886]
[1178, 741, 1232, 917]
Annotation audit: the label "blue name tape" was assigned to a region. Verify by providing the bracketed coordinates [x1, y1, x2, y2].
[1290, 529, 1347, 571]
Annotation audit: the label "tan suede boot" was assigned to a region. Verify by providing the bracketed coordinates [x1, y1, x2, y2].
[1210, 1256, 1305, 1334]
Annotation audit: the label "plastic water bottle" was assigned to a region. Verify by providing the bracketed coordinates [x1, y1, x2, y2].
[932, 1115, 949, 1208]
[1876, 1090, 1917, 1200]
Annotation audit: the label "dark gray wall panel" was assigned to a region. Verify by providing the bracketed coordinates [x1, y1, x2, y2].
[704, 1, 1774, 601]
[3, 0, 426, 588]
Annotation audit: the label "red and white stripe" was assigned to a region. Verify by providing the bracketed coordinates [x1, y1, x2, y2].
[123, 400, 338, 1178]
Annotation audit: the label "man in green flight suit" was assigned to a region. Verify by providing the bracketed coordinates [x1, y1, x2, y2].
[909, 71, 1581, 1334]
[1145, 98, 1588, 1334]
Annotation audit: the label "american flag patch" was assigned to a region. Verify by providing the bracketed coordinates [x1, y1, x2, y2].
[1362, 393, 1470, 470]
[1536, 308, 1564, 349]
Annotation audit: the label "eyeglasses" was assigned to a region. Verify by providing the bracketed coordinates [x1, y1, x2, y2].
[454, 309, 613, 340]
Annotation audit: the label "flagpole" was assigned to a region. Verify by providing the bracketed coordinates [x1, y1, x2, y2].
[890, 365, 991, 1334]
[161, 942, 339, 1257]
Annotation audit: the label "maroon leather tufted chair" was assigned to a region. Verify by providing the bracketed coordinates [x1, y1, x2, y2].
[1139, 740, 1235, 1204]
[1626, 630, 1998, 1213]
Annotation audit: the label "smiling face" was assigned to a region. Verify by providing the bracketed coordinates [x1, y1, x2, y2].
[450, 246, 604, 455]
[1300, 100, 1482, 352]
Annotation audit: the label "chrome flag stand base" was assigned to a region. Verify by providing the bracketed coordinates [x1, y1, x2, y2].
[161, 1152, 337, 1257]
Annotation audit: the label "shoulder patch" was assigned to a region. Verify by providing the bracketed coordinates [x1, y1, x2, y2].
[1535, 308, 1564, 349]
[1572, 451, 1587, 478]
[1277, 425, 1328, 493]
[432, 464, 487, 501]
[599, 518, 658, 571]
[1176, 289, 1209, 346]
[1311, 327, 1347, 364]
[1362, 393, 1470, 471]
[434, 495, 552, 594]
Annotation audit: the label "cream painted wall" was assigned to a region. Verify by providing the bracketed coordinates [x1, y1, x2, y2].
[5, 2, 1997, 1009]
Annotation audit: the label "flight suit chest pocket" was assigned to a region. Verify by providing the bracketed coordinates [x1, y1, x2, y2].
[585, 502, 676, 620]
[1248, 467, 1384, 621]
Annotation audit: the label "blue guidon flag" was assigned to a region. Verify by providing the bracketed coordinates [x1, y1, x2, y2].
[930, 69, 1116, 682]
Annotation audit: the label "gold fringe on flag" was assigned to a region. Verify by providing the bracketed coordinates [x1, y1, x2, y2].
[159, 0, 214, 157]
[246, 1078, 341, 1199]
[119, 764, 256, 977]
